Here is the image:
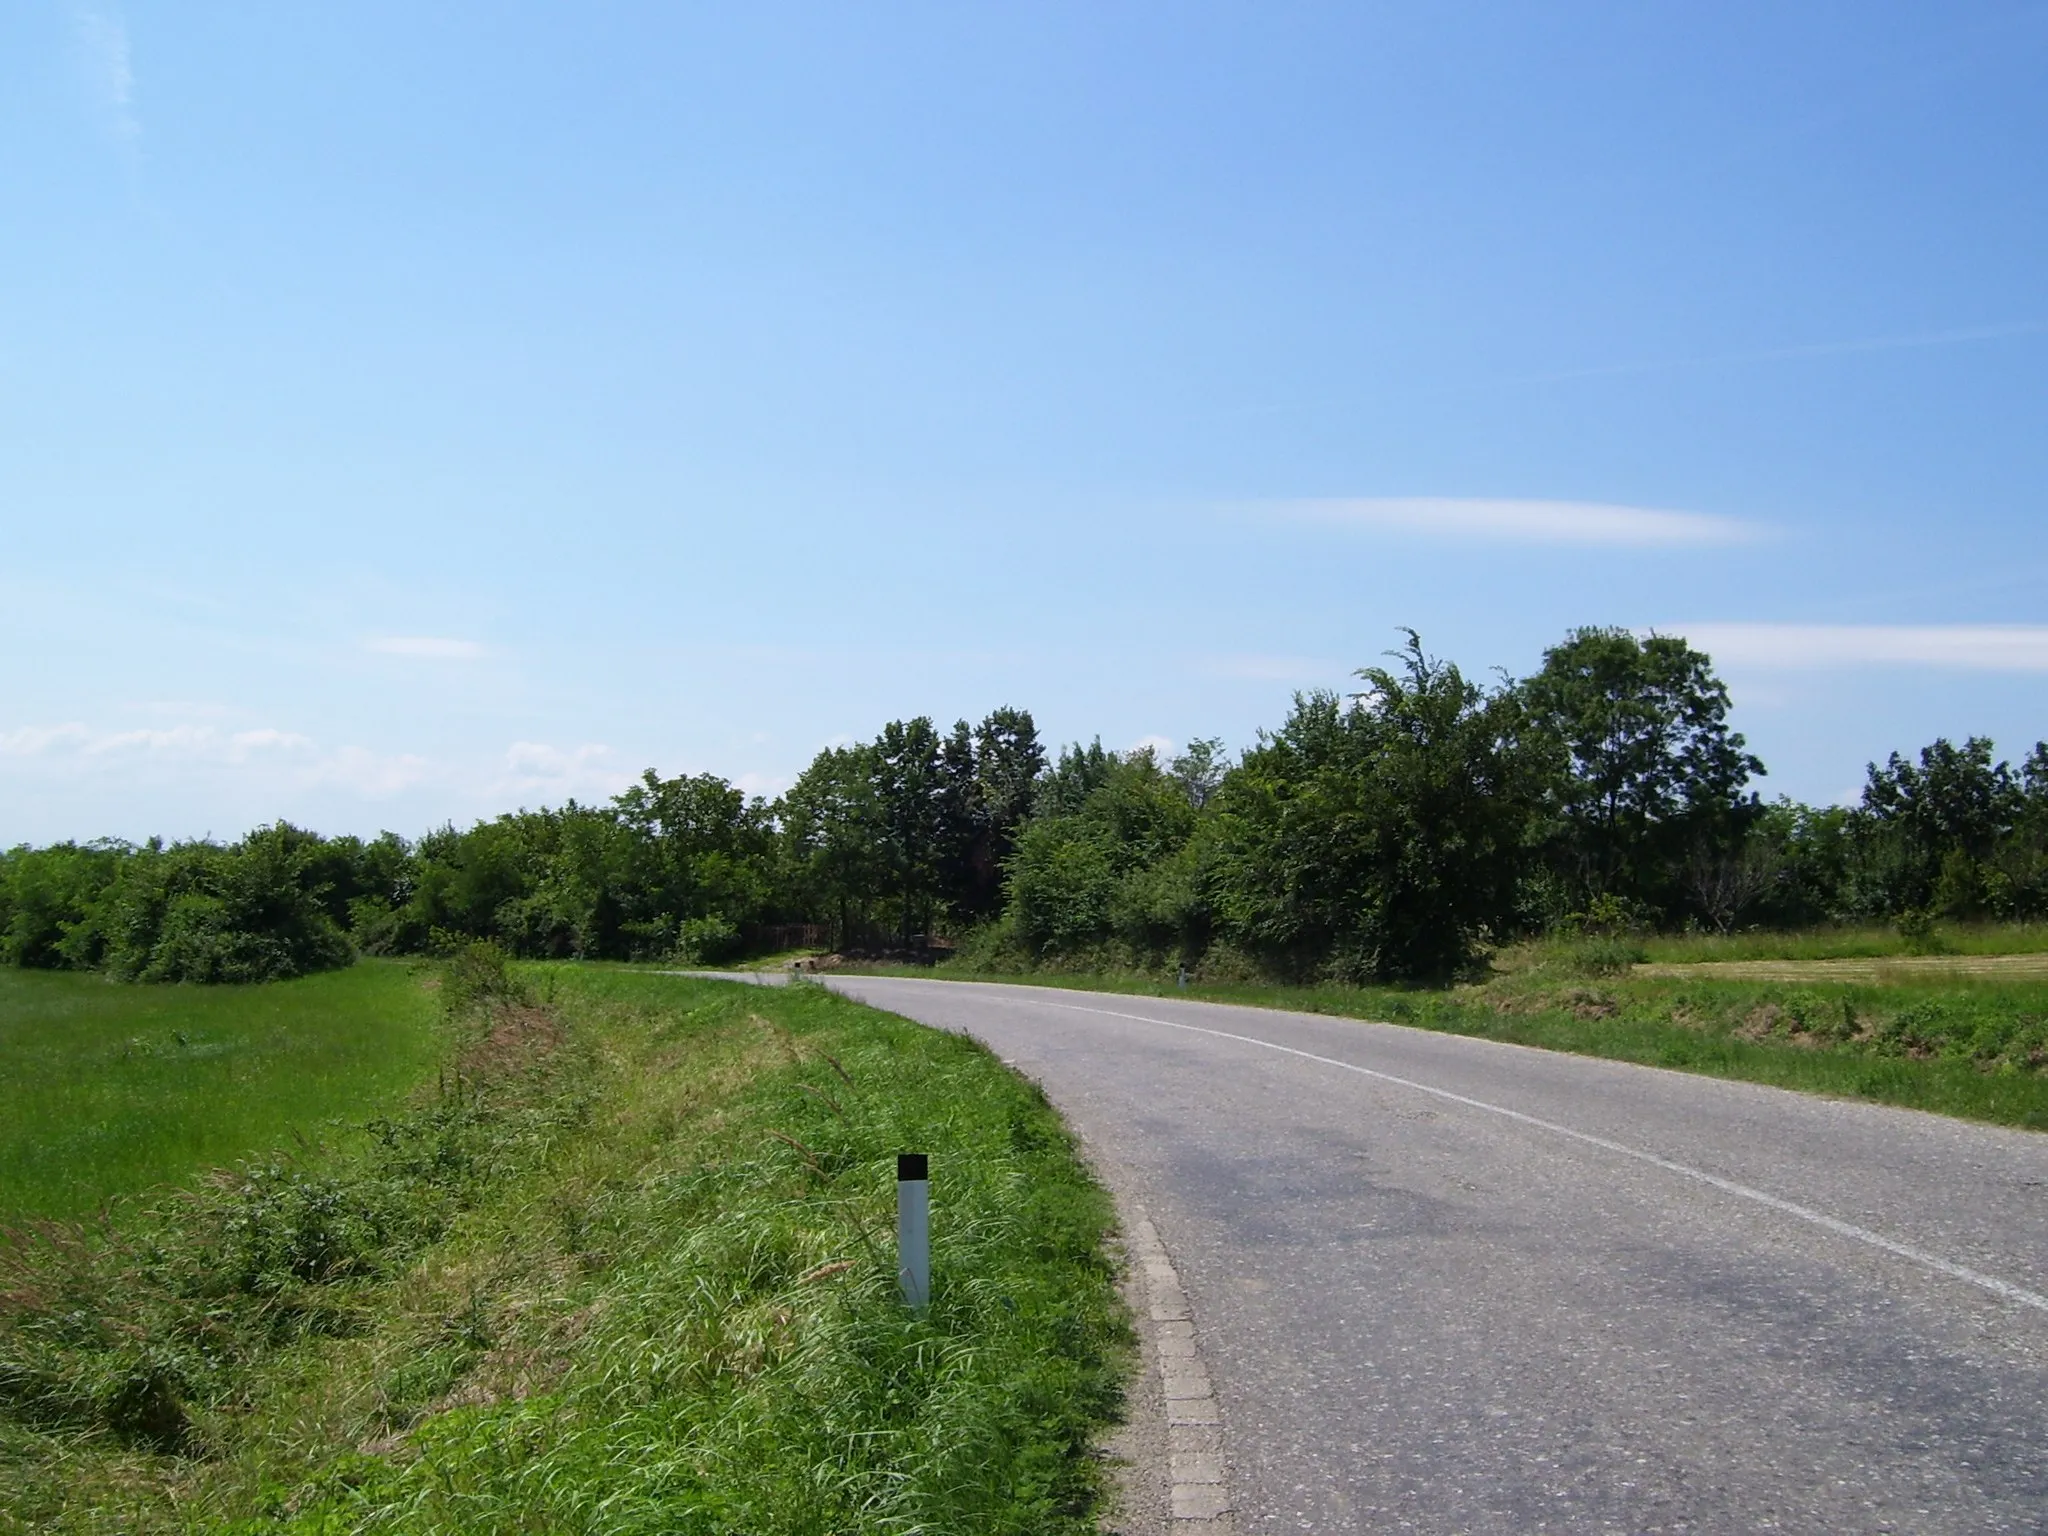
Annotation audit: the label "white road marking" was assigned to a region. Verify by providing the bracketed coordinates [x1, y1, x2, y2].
[1033, 996, 2048, 1315]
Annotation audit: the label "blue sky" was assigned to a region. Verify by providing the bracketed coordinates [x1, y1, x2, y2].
[5, 2, 2047, 843]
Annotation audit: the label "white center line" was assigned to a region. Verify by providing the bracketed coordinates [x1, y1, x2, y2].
[1028, 995, 2048, 1315]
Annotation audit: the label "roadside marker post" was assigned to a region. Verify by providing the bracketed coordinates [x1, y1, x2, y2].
[897, 1153, 930, 1309]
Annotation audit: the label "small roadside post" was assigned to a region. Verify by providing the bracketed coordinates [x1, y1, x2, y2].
[897, 1153, 930, 1309]
[1176, 963, 1188, 990]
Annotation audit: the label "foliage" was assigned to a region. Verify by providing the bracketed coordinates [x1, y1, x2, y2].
[12, 628, 2048, 988]
[0, 826, 357, 985]
[1206, 633, 1538, 980]
[1520, 627, 1764, 920]
[1846, 737, 2048, 922]
[1006, 746, 1205, 961]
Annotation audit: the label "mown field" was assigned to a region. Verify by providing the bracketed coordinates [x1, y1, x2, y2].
[0, 959, 1129, 1535]
[856, 925, 2048, 1132]
[0, 964, 443, 1220]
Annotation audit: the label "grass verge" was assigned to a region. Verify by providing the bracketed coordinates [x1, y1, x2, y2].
[1634, 921, 2048, 964]
[846, 949, 2048, 1132]
[0, 964, 443, 1220]
[0, 954, 1128, 1534]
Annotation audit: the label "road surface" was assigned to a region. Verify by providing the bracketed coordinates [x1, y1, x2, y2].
[824, 976, 2048, 1534]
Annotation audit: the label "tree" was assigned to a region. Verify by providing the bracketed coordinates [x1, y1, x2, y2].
[1851, 737, 2027, 917]
[780, 744, 888, 948]
[612, 770, 772, 958]
[962, 706, 1046, 917]
[873, 718, 952, 949]
[1170, 738, 1229, 810]
[1005, 745, 1201, 959]
[1209, 632, 1539, 980]
[1520, 627, 1763, 919]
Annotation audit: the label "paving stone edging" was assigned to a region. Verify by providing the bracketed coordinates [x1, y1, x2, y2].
[1130, 1214, 1234, 1529]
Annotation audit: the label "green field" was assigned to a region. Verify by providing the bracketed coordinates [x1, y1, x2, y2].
[0, 962, 443, 1220]
[0, 962, 1129, 1534]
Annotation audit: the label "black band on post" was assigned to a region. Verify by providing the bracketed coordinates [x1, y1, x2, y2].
[898, 1153, 928, 1181]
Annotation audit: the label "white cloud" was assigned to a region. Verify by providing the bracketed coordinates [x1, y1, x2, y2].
[230, 728, 315, 752]
[304, 746, 434, 798]
[79, 724, 309, 760]
[1665, 624, 2048, 672]
[0, 723, 92, 756]
[0, 719, 428, 798]
[1129, 734, 1175, 761]
[1274, 498, 1759, 548]
[494, 742, 634, 802]
[72, 7, 137, 143]
[366, 636, 489, 660]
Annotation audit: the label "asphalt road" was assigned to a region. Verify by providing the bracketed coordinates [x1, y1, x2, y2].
[824, 976, 2048, 1534]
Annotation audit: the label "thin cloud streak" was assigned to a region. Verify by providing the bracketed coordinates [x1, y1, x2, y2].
[1667, 623, 2048, 672]
[1529, 322, 2048, 384]
[72, 7, 138, 144]
[0, 718, 430, 798]
[366, 636, 489, 660]
[1274, 498, 1758, 548]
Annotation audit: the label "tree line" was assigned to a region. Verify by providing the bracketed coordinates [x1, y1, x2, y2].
[6, 627, 2047, 985]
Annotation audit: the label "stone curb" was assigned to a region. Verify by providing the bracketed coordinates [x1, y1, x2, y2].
[1131, 1215, 1234, 1531]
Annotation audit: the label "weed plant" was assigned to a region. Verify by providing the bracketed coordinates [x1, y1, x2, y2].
[0, 958, 1128, 1534]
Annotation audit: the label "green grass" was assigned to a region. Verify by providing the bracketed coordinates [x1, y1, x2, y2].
[0, 961, 1130, 1534]
[1635, 921, 2048, 964]
[0, 963, 443, 1220]
[847, 948, 2048, 1132]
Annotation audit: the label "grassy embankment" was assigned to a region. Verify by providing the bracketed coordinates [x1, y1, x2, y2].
[0, 960, 1128, 1535]
[843, 923, 2048, 1132]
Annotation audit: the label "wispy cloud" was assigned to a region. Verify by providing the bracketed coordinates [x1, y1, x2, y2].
[1, 722, 311, 761]
[1530, 322, 2048, 385]
[0, 719, 429, 796]
[72, 6, 138, 144]
[366, 636, 489, 660]
[493, 742, 633, 802]
[1666, 624, 2048, 672]
[1272, 498, 1759, 548]
[304, 746, 433, 798]
[1129, 734, 1176, 760]
[0, 723, 92, 757]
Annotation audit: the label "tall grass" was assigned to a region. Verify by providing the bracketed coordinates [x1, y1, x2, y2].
[0, 963, 442, 1220]
[1, 963, 1129, 1534]
[1635, 922, 2048, 964]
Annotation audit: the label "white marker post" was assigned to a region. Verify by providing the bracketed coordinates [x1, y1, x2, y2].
[897, 1152, 930, 1309]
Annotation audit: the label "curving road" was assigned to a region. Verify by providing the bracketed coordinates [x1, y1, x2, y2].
[824, 976, 2048, 1534]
